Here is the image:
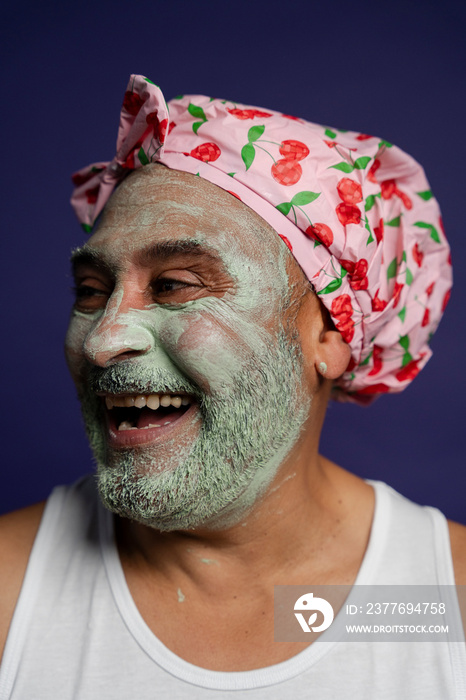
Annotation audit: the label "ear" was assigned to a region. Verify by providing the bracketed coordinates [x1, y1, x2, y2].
[295, 291, 352, 380]
[316, 328, 352, 380]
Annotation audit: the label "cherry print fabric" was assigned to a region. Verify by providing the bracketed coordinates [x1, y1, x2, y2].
[71, 74, 452, 403]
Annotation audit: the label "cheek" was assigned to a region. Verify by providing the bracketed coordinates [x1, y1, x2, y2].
[158, 313, 257, 392]
[64, 313, 94, 379]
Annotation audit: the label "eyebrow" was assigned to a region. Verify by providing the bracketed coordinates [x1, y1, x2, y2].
[70, 240, 225, 275]
[70, 245, 115, 276]
[134, 240, 223, 267]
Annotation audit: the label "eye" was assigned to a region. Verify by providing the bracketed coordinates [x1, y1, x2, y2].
[151, 273, 203, 303]
[73, 279, 111, 312]
[152, 279, 189, 294]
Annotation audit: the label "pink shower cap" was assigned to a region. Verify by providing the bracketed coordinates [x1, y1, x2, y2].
[71, 74, 452, 403]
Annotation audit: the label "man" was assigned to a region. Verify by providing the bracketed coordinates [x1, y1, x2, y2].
[0, 75, 464, 697]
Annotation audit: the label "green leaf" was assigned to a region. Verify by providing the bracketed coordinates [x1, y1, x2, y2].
[413, 221, 441, 243]
[330, 162, 354, 173]
[359, 350, 373, 366]
[399, 335, 410, 350]
[387, 257, 398, 279]
[241, 143, 256, 171]
[138, 147, 149, 165]
[317, 277, 343, 295]
[325, 128, 337, 139]
[353, 156, 371, 170]
[144, 77, 155, 85]
[192, 121, 205, 135]
[417, 190, 433, 201]
[401, 250, 407, 262]
[366, 232, 374, 245]
[405, 267, 413, 285]
[276, 201, 293, 216]
[379, 139, 393, 148]
[398, 307, 406, 322]
[402, 351, 413, 366]
[228, 172, 235, 177]
[188, 103, 207, 121]
[291, 191, 320, 206]
[386, 216, 401, 227]
[247, 124, 265, 142]
[365, 194, 376, 212]
[81, 223, 92, 234]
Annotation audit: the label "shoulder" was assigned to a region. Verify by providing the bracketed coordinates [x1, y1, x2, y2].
[0, 502, 46, 661]
[448, 520, 466, 585]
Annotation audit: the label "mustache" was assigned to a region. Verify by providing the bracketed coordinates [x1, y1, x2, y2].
[87, 362, 200, 397]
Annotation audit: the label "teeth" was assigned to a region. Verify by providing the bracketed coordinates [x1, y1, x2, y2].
[118, 421, 136, 431]
[113, 396, 127, 408]
[147, 395, 160, 410]
[105, 393, 192, 410]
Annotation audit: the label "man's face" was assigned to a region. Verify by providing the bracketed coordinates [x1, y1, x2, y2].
[66, 165, 312, 531]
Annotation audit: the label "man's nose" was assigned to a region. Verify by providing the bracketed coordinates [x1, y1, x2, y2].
[83, 291, 155, 367]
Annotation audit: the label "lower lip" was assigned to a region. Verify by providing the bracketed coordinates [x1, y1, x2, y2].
[106, 402, 199, 448]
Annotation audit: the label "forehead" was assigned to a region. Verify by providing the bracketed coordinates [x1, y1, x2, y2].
[87, 164, 285, 267]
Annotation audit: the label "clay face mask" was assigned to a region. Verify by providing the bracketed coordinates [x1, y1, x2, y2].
[67, 166, 312, 531]
[80, 325, 309, 531]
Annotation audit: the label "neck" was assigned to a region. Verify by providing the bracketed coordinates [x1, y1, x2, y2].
[115, 447, 375, 593]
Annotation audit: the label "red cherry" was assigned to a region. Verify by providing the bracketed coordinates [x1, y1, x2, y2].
[279, 140, 310, 162]
[331, 294, 355, 343]
[251, 109, 273, 118]
[367, 159, 380, 184]
[372, 290, 388, 312]
[421, 308, 430, 327]
[341, 259, 369, 290]
[226, 190, 241, 201]
[227, 108, 255, 120]
[336, 203, 361, 226]
[395, 358, 421, 383]
[368, 345, 383, 376]
[439, 216, 445, 237]
[356, 133, 373, 141]
[426, 282, 435, 297]
[337, 178, 363, 205]
[278, 234, 293, 251]
[374, 218, 384, 243]
[324, 140, 338, 148]
[395, 187, 412, 210]
[412, 243, 424, 267]
[122, 91, 144, 115]
[85, 186, 99, 204]
[442, 289, 451, 312]
[190, 142, 221, 162]
[281, 114, 301, 121]
[393, 282, 403, 308]
[271, 159, 302, 186]
[381, 179, 397, 199]
[305, 223, 334, 247]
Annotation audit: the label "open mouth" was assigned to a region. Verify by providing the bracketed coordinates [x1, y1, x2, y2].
[101, 392, 196, 445]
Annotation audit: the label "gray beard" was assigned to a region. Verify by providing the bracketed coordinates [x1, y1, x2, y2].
[79, 329, 310, 531]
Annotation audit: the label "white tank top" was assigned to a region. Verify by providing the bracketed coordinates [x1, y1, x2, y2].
[0, 477, 465, 699]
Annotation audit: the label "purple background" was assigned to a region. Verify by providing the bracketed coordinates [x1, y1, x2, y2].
[1, 0, 465, 521]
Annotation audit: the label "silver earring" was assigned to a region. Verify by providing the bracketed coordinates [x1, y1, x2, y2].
[318, 361, 328, 375]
